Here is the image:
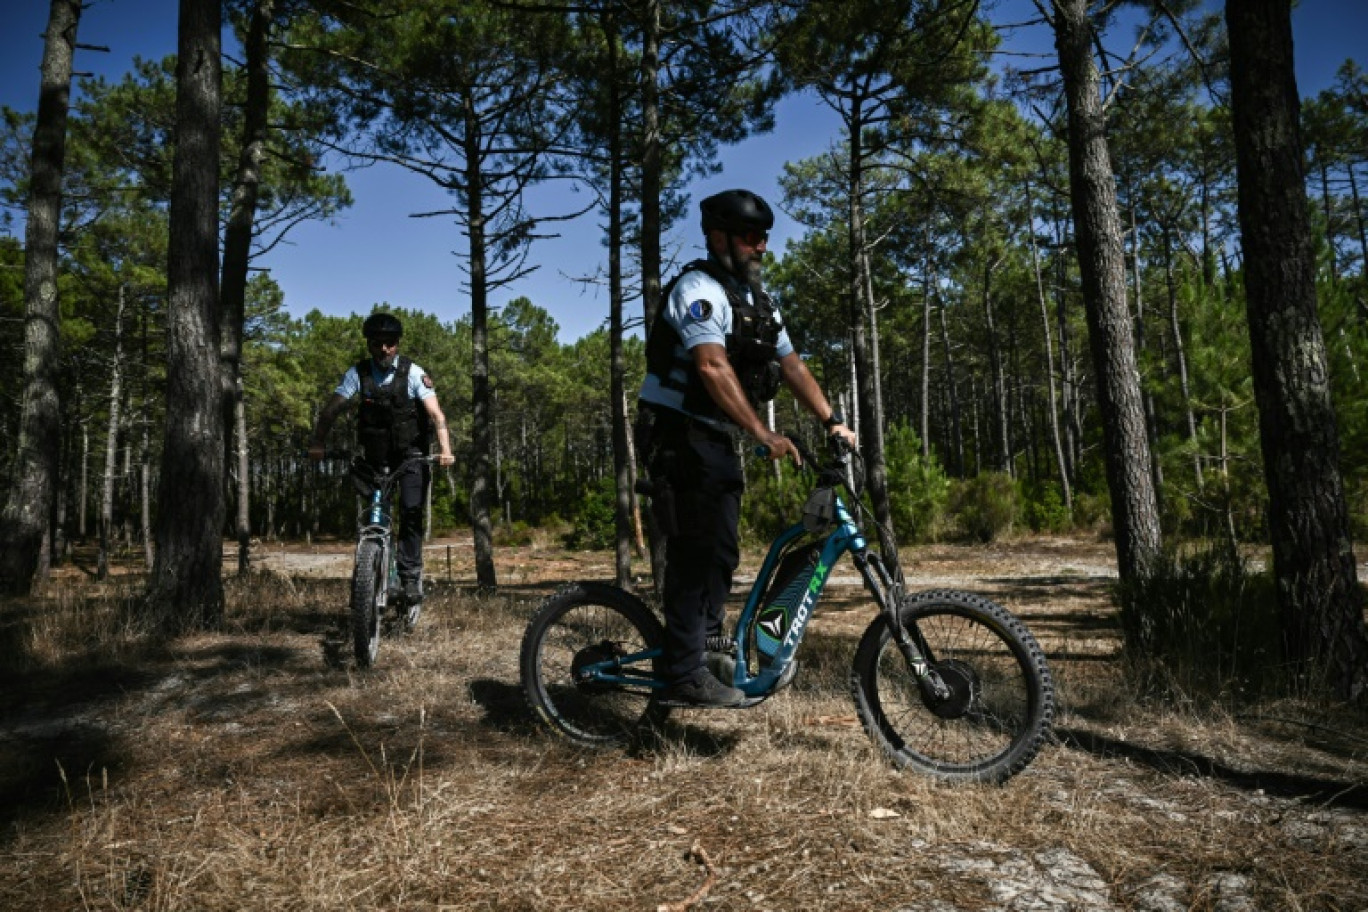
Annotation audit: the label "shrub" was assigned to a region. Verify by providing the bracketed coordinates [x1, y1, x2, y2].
[1022, 481, 1071, 534]
[563, 477, 618, 551]
[883, 422, 951, 544]
[428, 471, 466, 535]
[1117, 543, 1283, 699]
[741, 460, 808, 542]
[951, 472, 1018, 542]
[1071, 489, 1111, 534]
[494, 520, 535, 547]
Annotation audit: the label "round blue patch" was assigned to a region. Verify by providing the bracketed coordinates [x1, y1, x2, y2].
[687, 299, 713, 321]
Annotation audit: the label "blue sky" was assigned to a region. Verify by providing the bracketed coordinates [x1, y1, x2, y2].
[2, 0, 1364, 342]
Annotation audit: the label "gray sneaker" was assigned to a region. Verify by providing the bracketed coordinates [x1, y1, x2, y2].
[706, 649, 737, 686]
[705, 635, 737, 685]
[659, 671, 745, 707]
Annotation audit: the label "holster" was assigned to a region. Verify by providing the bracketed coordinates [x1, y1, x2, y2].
[634, 409, 680, 536]
[638, 474, 678, 537]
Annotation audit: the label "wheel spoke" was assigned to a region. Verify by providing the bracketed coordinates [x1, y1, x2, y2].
[852, 591, 1053, 783]
[521, 585, 669, 747]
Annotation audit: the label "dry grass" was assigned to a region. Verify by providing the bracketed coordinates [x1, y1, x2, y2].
[2, 536, 1366, 911]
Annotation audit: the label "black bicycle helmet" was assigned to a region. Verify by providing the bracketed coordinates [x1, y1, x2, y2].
[700, 189, 774, 234]
[362, 312, 403, 339]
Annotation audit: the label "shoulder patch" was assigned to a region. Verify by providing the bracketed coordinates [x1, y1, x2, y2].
[687, 299, 713, 321]
[421, 374, 434, 389]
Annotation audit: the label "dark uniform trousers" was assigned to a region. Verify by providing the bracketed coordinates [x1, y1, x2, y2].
[393, 456, 430, 584]
[651, 411, 743, 684]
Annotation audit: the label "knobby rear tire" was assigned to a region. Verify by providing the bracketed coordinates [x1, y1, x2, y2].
[851, 589, 1054, 784]
[351, 539, 384, 667]
[520, 582, 671, 747]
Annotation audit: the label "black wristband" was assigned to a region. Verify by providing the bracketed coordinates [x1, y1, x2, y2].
[823, 412, 842, 429]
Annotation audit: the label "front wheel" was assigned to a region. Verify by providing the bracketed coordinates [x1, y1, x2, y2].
[520, 582, 670, 747]
[350, 539, 384, 667]
[851, 589, 1054, 783]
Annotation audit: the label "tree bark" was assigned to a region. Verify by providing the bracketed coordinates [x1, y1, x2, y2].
[221, 0, 274, 576]
[604, 11, 632, 588]
[638, 0, 663, 334]
[938, 299, 964, 477]
[981, 259, 1010, 474]
[920, 266, 932, 460]
[1162, 227, 1203, 490]
[78, 411, 89, 540]
[98, 287, 126, 581]
[1026, 185, 1071, 510]
[1052, 0, 1162, 590]
[149, 0, 225, 630]
[846, 96, 898, 576]
[465, 115, 498, 590]
[1227, 0, 1368, 700]
[0, 0, 82, 594]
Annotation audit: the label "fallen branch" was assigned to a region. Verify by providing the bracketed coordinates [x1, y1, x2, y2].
[657, 842, 717, 912]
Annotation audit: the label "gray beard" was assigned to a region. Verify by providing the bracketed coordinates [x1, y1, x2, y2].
[718, 238, 764, 285]
[742, 256, 763, 285]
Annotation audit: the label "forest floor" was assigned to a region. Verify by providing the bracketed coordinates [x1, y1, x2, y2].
[1, 533, 1366, 910]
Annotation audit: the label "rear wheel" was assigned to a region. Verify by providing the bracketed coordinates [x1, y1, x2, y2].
[520, 582, 670, 746]
[851, 589, 1054, 783]
[350, 540, 384, 667]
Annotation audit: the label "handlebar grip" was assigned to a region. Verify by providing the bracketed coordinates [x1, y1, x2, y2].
[754, 434, 814, 466]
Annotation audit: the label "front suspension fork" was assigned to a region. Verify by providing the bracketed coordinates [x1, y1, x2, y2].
[857, 551, 951, 703]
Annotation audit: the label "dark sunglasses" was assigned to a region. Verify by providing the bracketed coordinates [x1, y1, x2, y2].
[739, 229, 769, 246]
[367, 336, 400, 348]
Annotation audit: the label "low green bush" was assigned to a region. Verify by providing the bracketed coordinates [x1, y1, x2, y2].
[1022, 480, 1071, 534]
[884, 422, 951, 544]
[1118, 543, 1283, 699]
[563, 477, 617, 551]
[951, 472, 1018, 543]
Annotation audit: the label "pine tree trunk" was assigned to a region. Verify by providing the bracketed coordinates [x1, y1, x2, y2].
[1027, 186, 1071, 510]
[1349, 167, 1368, 288]
[1130, 202, 1165, 510]
[638, 0, 663, 334]
[846, 98, 898, 576]
[78, 415, 89, 540]
[604, 13, 632, 589]
[98, 287, 126, 581]
[140, 386, 153, 569]
[1318, 161, 1339, 285]
[465, 120, 498, 590]
[149, 0, 225, 631]
[938, 301, 964, 477]
[1053, 207, 1081, 487]
[638, 0, 668, 598]
[982, 261, 1010, 474]
[920, 267, 932, 460]
[1053, 0, 1162, 591]
[1163, 228, 1203, 490]
[220, 0, 273, 577]
[0, 0, 82, 594]
[1227, 0, 1368, 700]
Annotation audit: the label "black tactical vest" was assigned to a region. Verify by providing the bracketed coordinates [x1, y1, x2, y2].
[645, 258, 782, 421]
[356, 356, 430, 466]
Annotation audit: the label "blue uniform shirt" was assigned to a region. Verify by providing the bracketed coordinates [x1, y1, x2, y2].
[638, 266, 793, 428]
[335, 358, 436, 402]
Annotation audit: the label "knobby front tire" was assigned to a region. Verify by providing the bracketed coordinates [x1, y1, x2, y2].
[520, 582, 671, 747]
[851, 589, 1054, 784]
[351, 539, 384, 667]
